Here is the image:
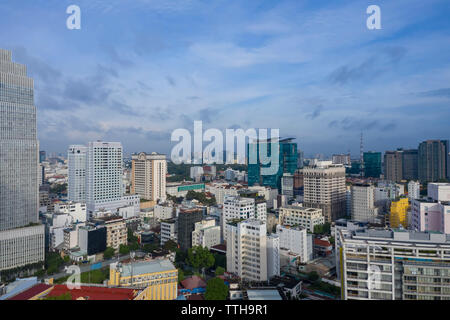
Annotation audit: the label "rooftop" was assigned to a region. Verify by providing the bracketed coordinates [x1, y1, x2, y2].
[115, 259, 176, 277]
[46, 285, 138, 300]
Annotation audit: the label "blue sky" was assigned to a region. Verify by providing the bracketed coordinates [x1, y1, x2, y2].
[1, 0, 450, 158]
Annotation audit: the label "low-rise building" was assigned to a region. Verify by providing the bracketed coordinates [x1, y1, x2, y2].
[278, 205, 325, 232]
[109, 259, 178, 300]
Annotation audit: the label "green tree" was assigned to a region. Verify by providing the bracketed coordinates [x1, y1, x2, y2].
[178, 269, 185, 282]
[103, 247, 115, 260]
[187, 246, 215, 272]
[307, 271, 320, 282]
[119, 244, 130, 255]
[213, 253, 226, 268]
[129, 242, 139, 251]
[163, 239, 178, 252]
[215, 266, 225, 276]
[314, 222, 331, 235]
[143, 243, 158, 253]
[204, 277, 228, 300]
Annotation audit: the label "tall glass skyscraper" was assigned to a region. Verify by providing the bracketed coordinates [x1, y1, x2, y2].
[418, 140, 449, 183]
[247, 138, 298, 191]
[363, 151, 382, 178]
[0, 49, 45, 272]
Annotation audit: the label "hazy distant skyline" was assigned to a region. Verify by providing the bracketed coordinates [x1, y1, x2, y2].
[1, 0, 449, 158]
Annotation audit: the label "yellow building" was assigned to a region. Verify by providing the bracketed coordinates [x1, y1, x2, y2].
[390, 198, 409, 228]
[109, 259, 178, 300]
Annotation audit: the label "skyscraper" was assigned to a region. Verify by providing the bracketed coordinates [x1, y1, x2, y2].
[351, 184, 379, 223]
[247, 137, 297, 191]
[302, 161, 346, 222]
[418, 140, 449, 183]
[131, 152, 167, 202]
[402, 149, 418, 180]
[0, 49, 45, 272]
[85, 141, 124, 215]
[68, 145, 87, 203]
[363, 151, 382, 178]
[384, 150, 403, 182]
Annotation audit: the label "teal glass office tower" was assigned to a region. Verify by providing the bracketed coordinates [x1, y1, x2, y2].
[247, 138, 298, 191]
[363, 151, 382, 178]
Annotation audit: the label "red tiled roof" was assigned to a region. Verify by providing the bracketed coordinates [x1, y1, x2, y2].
[180, 276, 206, 290]
[46, 285, 138, 300]
[9, 284, 52, 300]
[314, 238, 332, 247]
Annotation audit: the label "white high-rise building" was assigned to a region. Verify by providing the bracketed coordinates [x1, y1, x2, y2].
[222, 195, 267, 240]
[131, 152, 167, 202]
[226, 219, 277, 282]
[86, 141, 125, 215]
[68, 145, 87, 203]
[0, 49, 45, 272]
[351, 184, 379, 223]
[267, 234, 280, 278]
[192, 218, 221, 249]
[408, 181, 420, 202]
[276, 225, 309, 263]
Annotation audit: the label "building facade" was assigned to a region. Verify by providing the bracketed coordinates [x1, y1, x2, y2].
[131, 152, 167, 202]
[302, 161, 346, 222]
[278, 205, 325, 232]
[351, 184, 379, 223]
[418, 140, 449, 183]
[0, 49, 45, 271]
[67, 145, 87, 203]
[337, 228, 450, 300]
[109, 259, 178, 300]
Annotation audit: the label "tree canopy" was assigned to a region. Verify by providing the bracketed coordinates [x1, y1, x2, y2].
[204, 277, 228, 300]
[187, 246, 215, 271]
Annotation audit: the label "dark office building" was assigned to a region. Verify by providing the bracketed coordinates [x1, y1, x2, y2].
[247, 137, 298, 191]
[402, 149, 418, 180]
[39, 151, 46, 163]
[79, 226, 107, 255]
[384, 150, 403, 182]
[418, 140, 449, 183]
[177, 208, 203, 251]
[363, 152, 382, 178]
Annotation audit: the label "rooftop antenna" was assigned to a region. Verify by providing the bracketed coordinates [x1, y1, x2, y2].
[360, 132, 364, 177]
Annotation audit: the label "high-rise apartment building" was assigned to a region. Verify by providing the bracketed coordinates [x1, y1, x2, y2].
[363, 152, 382, 178]
[276, 224, 309, 263]
[226, 219, 279, 282]
[302, 161, 346, 222]
[418, 140, 449, 183]
[408, 181, 420, 201]
[177, 208, 203, 250]
[0, 49, 45, 272]
[384, 150, 403, 182]
[337, 228, 450, 300]
[131, 152, 167, 202]
[222, 195, 267, 240]
[85, 141, 125, 215]
[351, 184, 379, 223]
[247, 137, 297, 191]
[68, 145, 87, 203]
[402, 149, 418, 180]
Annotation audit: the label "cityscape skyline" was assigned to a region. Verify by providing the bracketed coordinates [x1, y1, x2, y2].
[1, 0, 449, 156]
